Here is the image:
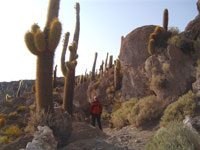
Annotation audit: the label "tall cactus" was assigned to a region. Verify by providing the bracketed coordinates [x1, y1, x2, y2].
[104, 52, 109, 71]
[61, 3, 80, 115]
[16, 80, 23, 97]
[108, 55, 113, 69]
[91, 52, 98, 80]
[163, 8, 168, 31]
[114, 59, 122, 90]
[24, 0, 61, 112]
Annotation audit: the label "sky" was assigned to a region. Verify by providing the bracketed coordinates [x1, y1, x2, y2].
[0, 0, 198, 82]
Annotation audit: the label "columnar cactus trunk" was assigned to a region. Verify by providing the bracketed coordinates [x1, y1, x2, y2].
[108, 55, 113, 69]
[24, 0, 61, 112]
[163, 8, 168, 31]
[114, 59, 122, 90]
[105, 52, 109, 71]
[92, 52, 98, 80]
[16, 80, 23, 97]
[53, 65, 57, 88]
[61, 3, 80, 115]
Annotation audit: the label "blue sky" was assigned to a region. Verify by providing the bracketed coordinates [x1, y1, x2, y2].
[0, 0, 198, 82]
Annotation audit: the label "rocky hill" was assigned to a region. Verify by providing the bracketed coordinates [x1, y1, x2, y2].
[0, 80, 35, 101]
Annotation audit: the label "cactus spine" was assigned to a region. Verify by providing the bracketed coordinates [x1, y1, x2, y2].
[24, 0, 61, 112]
[163, 8, 168, 31]
[91, 52, 98, 80]
[61, 3, 80, 115]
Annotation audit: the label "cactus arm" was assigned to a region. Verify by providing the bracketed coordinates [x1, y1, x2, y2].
[45, 0, 60, 28]
[72, 3, 80, 51]
[24, 32, 40, 55]
[61, 32, 70, 76]
[91, 52, 98, 80]
[48, 18, 62, 51]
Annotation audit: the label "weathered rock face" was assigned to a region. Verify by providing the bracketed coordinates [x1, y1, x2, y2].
[20, 126, 57, 150]
[119, 25, 156, 100]
[185, 15, 200, 40]
[119, 23, 199, 101]
[73, 82, 89, 111]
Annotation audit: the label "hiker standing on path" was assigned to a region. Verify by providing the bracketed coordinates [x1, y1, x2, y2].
[90, 96, 103, 130]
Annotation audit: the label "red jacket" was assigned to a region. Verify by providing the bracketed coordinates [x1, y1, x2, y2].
[90, 101, 103, 114]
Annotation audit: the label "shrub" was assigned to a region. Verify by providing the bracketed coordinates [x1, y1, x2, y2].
[0, 117, 6, 129]
[25, 109, 53, 133]
[160, 91, 200, 127]
[128, 95, 163, 127]
[145, 121, 200, 150]
[0, 136, 12, 146]
[168, 26, 180, 36]
[7, 112, 21, 120]
[150, 75, 168, 90]
[101, 109, 111, 120]
[168, 34, 194, 54]
[106, 86, 115, 95]
[111, 98, 138, 129]
[4, 125, 22, 137]
[16, 105, 27, 113]
[112, 102, 121, 113]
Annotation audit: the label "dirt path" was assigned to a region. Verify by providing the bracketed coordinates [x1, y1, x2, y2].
[60, 121, 156, 150]
[103, 125, 156, 150]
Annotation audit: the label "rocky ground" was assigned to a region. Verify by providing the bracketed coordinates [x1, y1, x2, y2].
[60, 120, 156, 150]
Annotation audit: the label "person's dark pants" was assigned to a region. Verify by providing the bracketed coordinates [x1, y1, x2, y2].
[91, 114, 102, 130]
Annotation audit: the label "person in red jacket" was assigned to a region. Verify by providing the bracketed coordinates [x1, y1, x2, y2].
[90, 96, 103, 130]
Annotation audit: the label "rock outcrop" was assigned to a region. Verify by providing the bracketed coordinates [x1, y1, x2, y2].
[119, 19, 200, 101]
[20, 126, 57, 150]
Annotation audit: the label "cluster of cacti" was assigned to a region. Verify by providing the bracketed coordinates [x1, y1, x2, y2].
[53, 65, 57, 88]
[24, 0, 61, 112]
[61, 3, 80, 115]
[91, 52, 98, 80]
[114, 59, 122, 90]
[148, 26, 170, 55]
[163, 8, 168, 31]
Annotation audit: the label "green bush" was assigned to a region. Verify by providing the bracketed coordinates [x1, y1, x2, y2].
[111, 98, 138, 129]
[150, 75, 168, 90]
[160, 91, 200, 127]
[168, 26, 180, 36]
[146, 121, 200, 150]
[128, 95, 163, 127]
[168, 34, 194, 54]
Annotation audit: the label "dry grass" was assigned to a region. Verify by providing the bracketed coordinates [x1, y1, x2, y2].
[128, 95, 163, 127]
[111, 98, 138, 129]
[160, 91, 200, 127]
[146, 121, 200, 150]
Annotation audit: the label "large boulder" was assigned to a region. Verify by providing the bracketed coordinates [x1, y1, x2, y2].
[119, 24, 199, 101]
[119, 25, 156, 100]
